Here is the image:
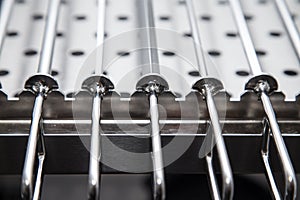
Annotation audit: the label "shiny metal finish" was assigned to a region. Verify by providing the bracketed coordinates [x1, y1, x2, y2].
[149, 92, 166, 200]
[138, 0, 160, 74]
[185, 0, 234, 199]
[88, 91, 102, 200]
[136, 0, 167, 199]
[261, 90, 296, 200]
[206, 152, 221, 200]
[185, 0, 207, 76]
[21, 0, 61, 199]
[82, 75, 114, 200]
[37, 0, 61, 74]
[85, 1, 113, 199]
[0, 0, 14, 54]
[274, 0, 300, 62]
[21, 93, 44, 200]
[205, 87, 234, 200]
[95, 0, 106, 75]
[228, 0, 263, 75]
[229, 0, 297, 199]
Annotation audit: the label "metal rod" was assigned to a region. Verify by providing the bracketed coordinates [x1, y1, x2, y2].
[95, 0, 106, 75]
[261, 120, 281, 200]
[185, 0, 208, 76]
[149, 92, 166, 200]
[261, 92, 296, 199]
[205, 88, 234, 200]
[138, 0, 160, 75]
[228, 0, 262, 75]
[229, 0, 297, 199]
[274, 0, 300, 62]
[87, 1, 109, 199]
[37, 0, 61, 74]
[0, 0, 14, 55]
[88, 91, 102, 200]
[185, 0, 234, 199]
[136, 0, 166, 199]
[21, 93, 44, 200]
[21, 0, 61, 199]
[206, 152, 221, 200]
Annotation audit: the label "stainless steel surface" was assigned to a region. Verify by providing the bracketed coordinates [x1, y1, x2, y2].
[149, 92, 166, 200]
[21, 0, 61, 199]
[185, 0, 233, 199]
[138, 0, 160, 75]
[185, 0, 207, 76]
[88, 90, 101, 200]
[274, 0, 300, 62]
[37, 0, 61, 75]
[0, 0, 300, 199]
[137, 0, 167, 199]
[229, 0, 297, 199]
[0, 0, 14, 54]
[21, 93, 44, 200]
[228, 0, 262, 75]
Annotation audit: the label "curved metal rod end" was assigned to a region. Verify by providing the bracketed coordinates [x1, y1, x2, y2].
[222, 175, 234, 200]
[153, 177, 166, 200]
[87, 179, 99, 200]
[21, 176, 32, 200]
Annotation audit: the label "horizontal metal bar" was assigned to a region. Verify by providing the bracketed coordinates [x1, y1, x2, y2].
[0, 133, 299, 174]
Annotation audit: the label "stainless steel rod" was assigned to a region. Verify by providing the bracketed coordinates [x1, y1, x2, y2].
[206, 152, 221, 200]
[137, 0, 166, 199]
[0, 0, 14, 55]
[185, 0, 208, 76]
[149, 92, 166, 200]
[88, 92, 102, 200]
[95, 0, 106, 75]
[21, 0, 61, 199]
[37, 0, 61, 74]
[229, 0, 297, 199]
[185, 0, 233, 199]
[206, 88, 234, 200]
[274, 0, 300, 62]
[228, 0, 262, 75]
[88, 1, 109, 199]
[261, 92, 296, 199]
[21, 93, 44, 200]
[138, 0, 160, 75]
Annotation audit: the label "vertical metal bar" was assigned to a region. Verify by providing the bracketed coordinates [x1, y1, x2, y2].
[149, 92, 166, 200]
[228, 0, 262, 75]
[136, 0, 166, 199]
[88, 92, 102, 200]
[138, 0, 160, 75]
[229, 0, 297, 199]
[185, 0, 234, 199]
[37, 0, 61, 74]
[87, 1, 110, 199]
[95, 0, 106, 75]
[185, 0, 208, 76]
[274, 0, 300, 62]
[21, 0, 61, 199]
[21, 93, 44, 200]
[0, 0, 14, 55]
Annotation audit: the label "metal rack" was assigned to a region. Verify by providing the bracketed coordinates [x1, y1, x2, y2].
[0, 0, 300, 199]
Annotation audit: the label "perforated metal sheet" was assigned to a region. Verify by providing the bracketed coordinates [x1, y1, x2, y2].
[0, 0, 299, 101]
